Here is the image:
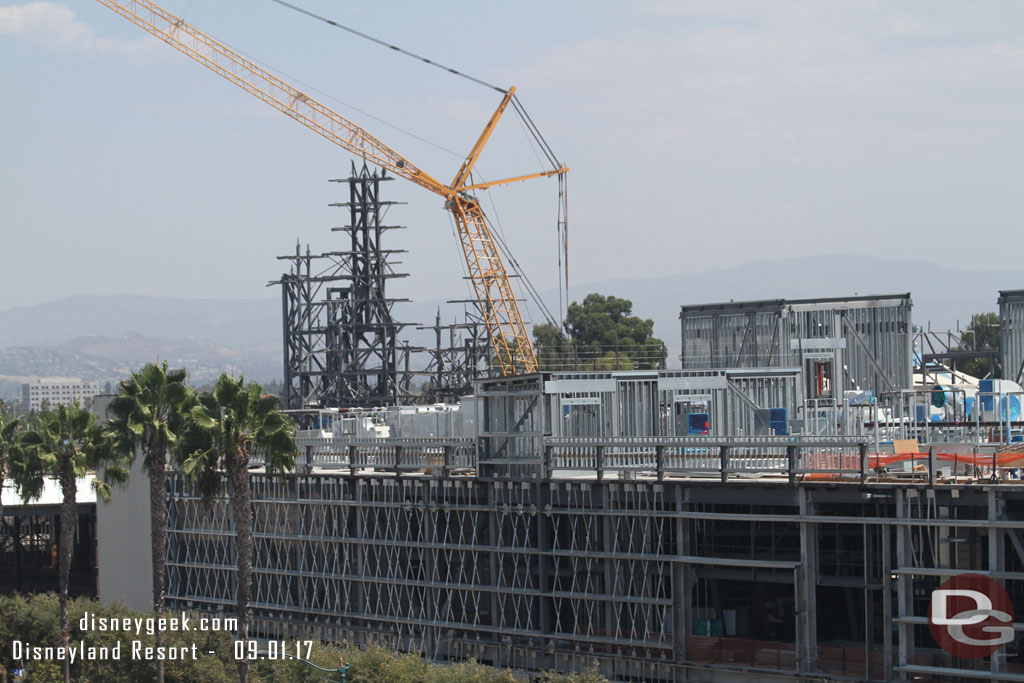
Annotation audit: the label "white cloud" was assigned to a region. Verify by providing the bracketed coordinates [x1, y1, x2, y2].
[512, 5, 1024, 172]
[0, 2, 160, 59]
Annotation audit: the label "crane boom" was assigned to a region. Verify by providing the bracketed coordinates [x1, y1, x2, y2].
[97, 0, 569, 375]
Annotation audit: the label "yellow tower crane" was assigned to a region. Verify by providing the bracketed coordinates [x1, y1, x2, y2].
[96, 0, 568, 375]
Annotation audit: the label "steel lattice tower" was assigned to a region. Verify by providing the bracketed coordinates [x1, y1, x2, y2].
[274, 163, 413, 410]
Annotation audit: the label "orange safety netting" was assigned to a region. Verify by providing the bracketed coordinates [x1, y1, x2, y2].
[868, 451, 1024, 467]
[798, 450, 1024, 480]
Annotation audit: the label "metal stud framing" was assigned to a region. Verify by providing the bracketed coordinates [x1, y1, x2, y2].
[164, 472, 1024, 682]
[1001, 290, 1024, 385]
[680, 294, 913, 397]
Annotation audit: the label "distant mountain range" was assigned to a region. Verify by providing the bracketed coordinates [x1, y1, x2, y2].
[0, 255, 1019, 402]
[0, 295, 278, 349]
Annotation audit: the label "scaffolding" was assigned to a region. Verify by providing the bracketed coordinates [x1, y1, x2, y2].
[417, 306, 491, 405]
[1001, 290, 1024, 385]
[273, 163, 414, 410]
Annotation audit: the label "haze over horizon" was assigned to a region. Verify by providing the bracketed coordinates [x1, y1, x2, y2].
[1, 254, 1019, 351]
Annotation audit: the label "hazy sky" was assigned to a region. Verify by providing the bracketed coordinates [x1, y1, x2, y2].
[2, 1, 1023, 321]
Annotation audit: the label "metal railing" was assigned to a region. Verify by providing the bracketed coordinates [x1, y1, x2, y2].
[292, 430, 1024, 483]
[543, 435, 869, 482]
[295, 435, 477, 474]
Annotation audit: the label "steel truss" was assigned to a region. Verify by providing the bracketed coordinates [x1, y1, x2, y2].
[416, 306, 491, 404]
[164, 472, 1024, 682]
[915, 325, 999, 384]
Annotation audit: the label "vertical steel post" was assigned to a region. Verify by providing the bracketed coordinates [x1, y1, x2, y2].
[860, 442, 869, 484]
[881, 522, 893, 681]
[989, 490, 1007, 677]
[895, 490, 912, 674]
[796, 488, 818, 674]
[927, 445, 935, 486]
[536, 481, 552, 670]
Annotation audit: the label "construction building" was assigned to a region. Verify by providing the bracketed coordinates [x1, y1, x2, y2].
[47, 3, 1024, 681]
[680, 294, 913, 402]
[89, 290, 1020, 683]
[1001, 289, 1024, 385]
[153, 371, 1024, 683]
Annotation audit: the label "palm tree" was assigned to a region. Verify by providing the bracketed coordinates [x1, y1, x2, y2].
[0, 401, 24, 522]
[106, 362, 190, 683]
[13, 403, 128, 683]
[179, 374, 296, 683]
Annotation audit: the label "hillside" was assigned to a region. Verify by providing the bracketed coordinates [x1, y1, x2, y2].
[0, 255, 1019, 402]
[0, 333, 279, 402]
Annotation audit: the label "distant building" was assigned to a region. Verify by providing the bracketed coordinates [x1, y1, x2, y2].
[21, 377, 100, 412]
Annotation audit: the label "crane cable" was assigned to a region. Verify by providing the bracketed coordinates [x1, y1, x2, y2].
[173, 3, 463, 159]
[266, 0, 506, 94]
[264, 0, 567, 329]
[510, 95, 560, 169]
[264, 0, 563, 174]
[476, 173, 558, 329]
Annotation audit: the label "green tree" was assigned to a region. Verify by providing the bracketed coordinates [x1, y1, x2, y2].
[534, 294, 667, 371]
[0, 405, 24, 522]
[0, 593, 610, 682]
[105, 362, 191, 683]
[954, 312, 1000, 379]
[178, 374, 297, 683]
[533, 322, 572, 371]
[11, 404, 127, 683]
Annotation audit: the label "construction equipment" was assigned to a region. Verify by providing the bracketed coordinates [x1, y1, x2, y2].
[96, 0, 568, 375]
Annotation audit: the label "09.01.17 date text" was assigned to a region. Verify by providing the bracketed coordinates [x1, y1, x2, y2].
[234, 639, 314, 661]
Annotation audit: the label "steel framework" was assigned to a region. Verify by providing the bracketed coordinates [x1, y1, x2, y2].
[274, 164, 413, 410]
[1001, 290, 1024, 385]
[158, 369, 1024, 681]
[417, 307, 491, 404]
[680, 294, 913, 399]
[916, 324, 999, 383]
[164, 466, 1024, 682]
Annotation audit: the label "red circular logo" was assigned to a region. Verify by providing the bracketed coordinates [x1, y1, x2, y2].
[927, 573, 1015, 659]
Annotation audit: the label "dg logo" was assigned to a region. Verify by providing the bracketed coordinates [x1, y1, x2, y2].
[928, 573, 1015, 659]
